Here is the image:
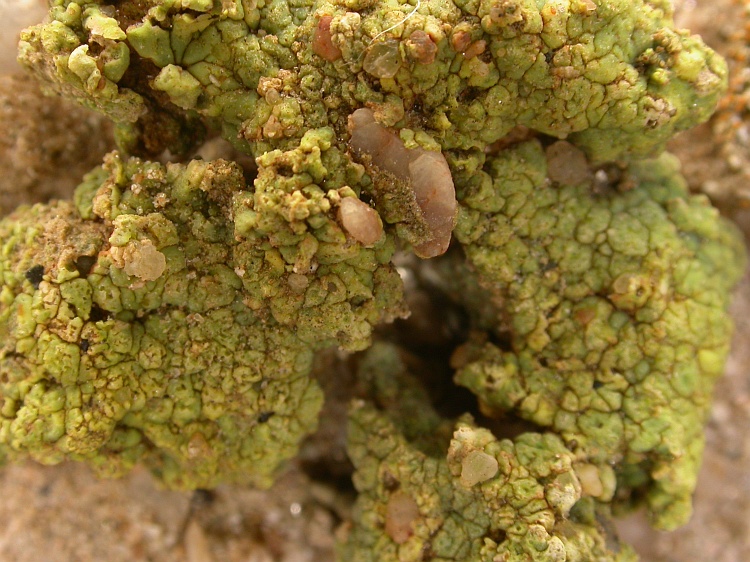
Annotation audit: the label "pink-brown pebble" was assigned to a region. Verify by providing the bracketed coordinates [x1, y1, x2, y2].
[338, 197, 383, 246]
[384, 491, 420, 544]
[545, 140, 592, 186]
[312, 15, 342, 62]
[347, 108, 457, 259]
[408, 150, 457, 258]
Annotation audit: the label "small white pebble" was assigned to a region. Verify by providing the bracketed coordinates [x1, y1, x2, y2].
[574, 463, 603, 498]
[121, 240, 167, 281]
[363, 39, 402, 79]
[184, 519, 214, 562]
[545, 141, 591, 186]
[288, 272, 310, 293]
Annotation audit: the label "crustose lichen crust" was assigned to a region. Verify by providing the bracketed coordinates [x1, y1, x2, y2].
[0, 0, 745, 560]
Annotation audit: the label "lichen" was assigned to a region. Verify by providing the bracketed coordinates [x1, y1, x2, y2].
[451, 140, 746, 529]
[340, 343, 638, 562]
[18, 0, 726, 163]
[0, 143, 405, 488]
[1, 0, 746, 559]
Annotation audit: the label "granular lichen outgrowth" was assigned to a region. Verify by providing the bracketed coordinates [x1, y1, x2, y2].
[0, 149, 407, 489]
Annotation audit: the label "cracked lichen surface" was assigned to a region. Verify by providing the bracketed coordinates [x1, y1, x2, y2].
[17, 0, 729, 259]
[340, 343, 637, 562]
[0, 138, 404, 488]
[5, 0, 749, 558]
[452, 140, 746, 529]
[19, 0, 725, 162]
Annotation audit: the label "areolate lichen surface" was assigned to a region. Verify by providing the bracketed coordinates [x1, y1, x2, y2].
[2, 0, 747, 560]
[0, 141, 405, 488]
[341, 343, 641, 561]
[451, 141, 746, 530]
[18, 0, 726, 162]
[16, 0, 730, 255]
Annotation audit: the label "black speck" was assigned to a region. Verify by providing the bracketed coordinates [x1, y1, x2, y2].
[381, 470, 400, 491]
[89, 304, 110, 322]
[276, 164, 294, 177]
[258, 411, 275, 423]
[485, 528, 507, 545]
[79, 339, 90, 352]
[593, 380, 604, 390]
[24, 265, 45, 289]
[458, 86, 479, 102]
[74, 255, 97, 277]
[191, 489, 215, 508]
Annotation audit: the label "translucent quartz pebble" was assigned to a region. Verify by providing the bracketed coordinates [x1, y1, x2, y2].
[409, 151, 456, 258]
[460, 450, 499, 487]
[384, 491, 420, 544]
[363, 39, 402, 79]
[338, 197, 384, 246]
[348, 108, 456, 258]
